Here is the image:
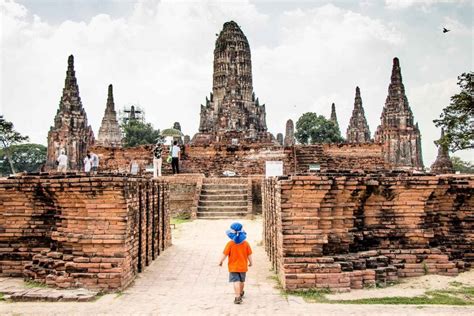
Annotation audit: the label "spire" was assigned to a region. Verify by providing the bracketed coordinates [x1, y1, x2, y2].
[106, 84, 115, 111]
[346, 86, 371, 143]
[97, 84, 122, 147]
[374, 57, 423, 170]
[330, 103, 339, 128]
[430, 129, 454, 174]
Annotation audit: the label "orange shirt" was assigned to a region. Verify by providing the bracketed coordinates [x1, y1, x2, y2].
[223, 240, 252, 272]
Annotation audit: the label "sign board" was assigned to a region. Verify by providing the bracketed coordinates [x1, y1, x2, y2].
[265, 161, 283, 178]
[309, 164, 320, 172]
[130, 162, 139, 175]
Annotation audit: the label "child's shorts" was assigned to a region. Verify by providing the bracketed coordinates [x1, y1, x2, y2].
[229, 272, 246, 282]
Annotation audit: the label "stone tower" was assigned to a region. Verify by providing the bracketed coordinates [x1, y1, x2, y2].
[284, 119, 295, 147]
[430, 129, 454, 174]
[346, 87, 371, 143]
[47, 55, 94, 170]
[330, 103, 339, 129]
[374, 57, 423, 170]
[196, 21, 268, 142]
[97, 84, 122, 147]
[276, 133, 284, 146]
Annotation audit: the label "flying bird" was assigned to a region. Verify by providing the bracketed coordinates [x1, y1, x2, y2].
[443, 27, 450, 33]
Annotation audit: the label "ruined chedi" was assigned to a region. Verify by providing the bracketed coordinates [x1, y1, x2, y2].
[97, 84, 122, 147]
[375, 57, 423, 170]
[195, 21, 269, 143]
[284, 119, 295, 147]
[330, 103, 340, 130]
[430, 129, 454, 174]
[47, 55, 94, 170]
[346, 87, 371, 143]
[276, 133, 284, 146]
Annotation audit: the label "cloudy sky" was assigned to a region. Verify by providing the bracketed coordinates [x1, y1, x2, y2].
[1, 0, 472, 165]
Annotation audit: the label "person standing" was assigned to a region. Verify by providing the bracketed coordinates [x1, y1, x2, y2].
[152, 139, 163, 178]
[83, 153, 92, 173]
[171, 140, 181, 174]
[57, 150, 68, 173]
[89, 151, 99, 174]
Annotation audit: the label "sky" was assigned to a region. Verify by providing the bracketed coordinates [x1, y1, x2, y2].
[1, 0, 472, 165]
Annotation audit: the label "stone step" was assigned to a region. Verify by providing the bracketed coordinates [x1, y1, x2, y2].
[201, 189, 248, 195]
[197, 206, 248, 212]
[203, 178, 248, 185]
[200, 194, 248, 201]
[199, 200, 247, 207]
[197, 211, 248, 219]
[202, 184, 247, 190]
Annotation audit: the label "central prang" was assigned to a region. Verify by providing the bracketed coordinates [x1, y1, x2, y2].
[194, 21, 272, 145]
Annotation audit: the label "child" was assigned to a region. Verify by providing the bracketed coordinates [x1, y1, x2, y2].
[219, 222, 253, 304]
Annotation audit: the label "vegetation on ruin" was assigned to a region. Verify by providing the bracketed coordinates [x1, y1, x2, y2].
[451, 156, 474, 174]
[434, 72, 474, 152]
[121, 119, 161, 148]
[24, 280, 49, 288]
[0, 143, 46, 176]
[286, 286, 474, 306]
[171, 217, 192, 225]
[287, 287, 474, 305]
[0, 116, 29, 174]
[295, 112, 344, 144]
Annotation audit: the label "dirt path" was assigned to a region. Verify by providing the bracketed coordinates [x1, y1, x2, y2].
[1, 219, 473, 315]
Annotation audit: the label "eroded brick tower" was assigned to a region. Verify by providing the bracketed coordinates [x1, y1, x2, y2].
[195, 21, 269, 143]
[375, 57, 423, 170]
[346, 87, 371, 143]
[47, 55, 94, 170]
[97, 84, 122, 147]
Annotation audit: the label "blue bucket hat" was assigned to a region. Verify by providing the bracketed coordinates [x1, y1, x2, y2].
[226, 222, 247, 244]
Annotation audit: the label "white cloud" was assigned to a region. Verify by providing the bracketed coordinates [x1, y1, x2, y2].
[1, 0, 472, 167]
[385, 0, 468, 9]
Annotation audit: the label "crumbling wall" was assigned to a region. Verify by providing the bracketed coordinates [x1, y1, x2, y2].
[0, 174, 171, 291]
[263, 173, 473, 291]
[167, 174, 205, 219]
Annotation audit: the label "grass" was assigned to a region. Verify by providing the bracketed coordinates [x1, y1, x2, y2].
[24, 280, 49, 289]
[0, 293, 4, 301]
[171, 218, 192, 225]
[286, 286, 474, 306]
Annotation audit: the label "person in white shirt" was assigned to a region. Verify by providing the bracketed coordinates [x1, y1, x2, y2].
[89, 151, 99, 174]
[171, 141, 181, 174]
[152, 138, 164, 178]
[57, 150, 68, 173]
[84, 154, 92, 173]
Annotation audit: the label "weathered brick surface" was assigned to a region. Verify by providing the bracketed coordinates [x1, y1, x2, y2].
[0, 174, 171, 291]
[263, 173, 473, 291]
[167, 174, 205, 219]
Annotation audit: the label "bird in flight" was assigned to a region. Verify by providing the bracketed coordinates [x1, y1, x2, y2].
[443, 27, 450, 33]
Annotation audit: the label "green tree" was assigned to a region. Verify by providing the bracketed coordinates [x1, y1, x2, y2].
[434, 72, 474, 152]
[451, 156, 474, 174]
[295, 112, 344, 144]
[122, 120, 161, 148]
[0, 116, 29, 174]
[0, 143, 46, 175]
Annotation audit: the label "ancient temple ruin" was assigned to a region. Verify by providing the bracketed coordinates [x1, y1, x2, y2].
[374, 58, 423, 170]
[330, 103, 339, 130]
[346, 87, 371, 143]
[193, 21, 272, 145]
[430, 129, 454, 174]
[97, 84, 122, 147]
[46, 55, 94, 170]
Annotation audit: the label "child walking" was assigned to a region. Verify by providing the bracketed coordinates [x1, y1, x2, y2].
[219, 222, 253, 304]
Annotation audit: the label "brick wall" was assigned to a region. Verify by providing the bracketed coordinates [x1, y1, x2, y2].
[263, 173, 473, 291]
[166, 174, 205, 219]
[0, 174, 171, 291]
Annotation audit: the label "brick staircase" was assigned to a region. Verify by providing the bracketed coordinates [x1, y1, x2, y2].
[295, 145, 334, 174]
[197, 178, 250, 219]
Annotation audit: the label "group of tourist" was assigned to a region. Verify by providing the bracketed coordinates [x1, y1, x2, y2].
[152, 139, 181, 177]
[55, 140, 181, 177]
[56, 150, 99, 174]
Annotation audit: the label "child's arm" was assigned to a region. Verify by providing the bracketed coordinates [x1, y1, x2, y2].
[218, 254, 227, 266]
[248, 254, 253, 267]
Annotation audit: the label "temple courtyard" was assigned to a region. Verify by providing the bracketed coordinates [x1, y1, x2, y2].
[0, 218, 472, 316]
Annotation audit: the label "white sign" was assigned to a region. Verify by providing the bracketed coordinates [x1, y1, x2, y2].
[130, 162, 139, 175]
[265, 161, 283, 178]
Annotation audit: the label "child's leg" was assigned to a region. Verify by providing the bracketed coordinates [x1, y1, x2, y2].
[240, 281, 245, 295]
[233, 282, 242, 297]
